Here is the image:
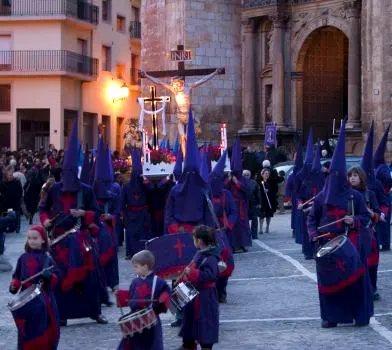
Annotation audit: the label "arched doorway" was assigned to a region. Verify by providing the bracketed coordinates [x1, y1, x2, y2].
[299, 26, 348, 140]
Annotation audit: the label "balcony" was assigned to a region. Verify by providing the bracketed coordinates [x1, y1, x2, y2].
[129, 21, 141, 39]
[0, 0, 99, 26]
[0, 50, 99, 80]
[243, 0, 317, 9]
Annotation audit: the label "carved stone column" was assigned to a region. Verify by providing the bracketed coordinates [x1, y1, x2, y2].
[271, 14, 287, 127]
[345, 0, 361, 130]
[241, 19, 256, 131]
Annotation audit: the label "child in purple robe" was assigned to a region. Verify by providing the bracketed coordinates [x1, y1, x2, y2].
[116, 250, 171, 350]
[179, 225, 219, 349]
[10, 225, 60, 350]
[348, 167, 381, 299]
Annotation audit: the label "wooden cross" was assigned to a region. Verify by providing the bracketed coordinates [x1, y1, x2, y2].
[141, 44, 226, 79]
[140, 86, 170, 149]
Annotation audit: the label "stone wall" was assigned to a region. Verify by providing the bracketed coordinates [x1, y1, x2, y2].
[141, 0, 242, 143]
[361, 0, 392, 153]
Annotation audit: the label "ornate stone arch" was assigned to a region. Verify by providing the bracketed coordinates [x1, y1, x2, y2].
[291, 16, 350, 72]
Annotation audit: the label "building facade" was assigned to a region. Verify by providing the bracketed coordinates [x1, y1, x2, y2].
[0, 0, 141, 151]
[241, 0, 392, 154]
[141, 0, 242, 143]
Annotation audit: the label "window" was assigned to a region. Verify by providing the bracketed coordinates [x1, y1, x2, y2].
[117, 15, 126, 33]
[116, 63, 125, 80]
[0, 85, 11, 112]
[102, 0, 112, 22]
[101, 45, 111, 71]
[131, 6, 140, 22]
[77, 38, 87, 56]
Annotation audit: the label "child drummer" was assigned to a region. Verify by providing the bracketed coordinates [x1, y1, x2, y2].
[116, 250, 170, 350]
[9, 225, 60, 349]
[178, 225, 220, 350]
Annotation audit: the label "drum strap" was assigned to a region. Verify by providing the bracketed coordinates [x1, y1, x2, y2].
[150, 275, 157, 304]
[76, 191, 84, 226]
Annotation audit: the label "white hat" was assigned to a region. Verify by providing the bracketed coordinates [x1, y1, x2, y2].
[262, 160, 271, 168]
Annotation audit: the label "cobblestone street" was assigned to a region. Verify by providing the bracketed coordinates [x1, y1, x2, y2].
[2, 214, 392, 349]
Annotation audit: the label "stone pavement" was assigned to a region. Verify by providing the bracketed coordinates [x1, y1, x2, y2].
[2, 214, 392, 349]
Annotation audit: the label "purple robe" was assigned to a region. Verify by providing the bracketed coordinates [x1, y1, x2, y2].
[39, 182, 103, 320]
[307, 189, 373, 325]
[97, 196, 120, 290]
[179, 247, 219, 345]
[164, 183, 213, 234]
[225, 179, 252, 249]
[122, 178, 153, 257]
[111, 182, 125, 247]
[375, 164, 392, 247]
[10, 250, 60, 349]
[116, 274, 171, 350]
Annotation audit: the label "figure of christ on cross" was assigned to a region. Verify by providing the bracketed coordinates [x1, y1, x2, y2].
[140, 67, 225, 155]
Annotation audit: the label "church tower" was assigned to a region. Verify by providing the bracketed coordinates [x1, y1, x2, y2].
[141, 0, 242, 142]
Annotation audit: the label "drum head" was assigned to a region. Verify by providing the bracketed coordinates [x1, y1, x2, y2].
[316, 235, 347, 258]
[8, 284, 41, 311]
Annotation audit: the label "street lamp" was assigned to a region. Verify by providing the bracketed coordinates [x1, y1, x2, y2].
[113, 82, 130, 103]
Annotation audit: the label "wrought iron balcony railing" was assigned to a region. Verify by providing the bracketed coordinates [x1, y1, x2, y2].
[0, 0, 99, 25]
[129, 21, 141, 39]
[243, 0, 316, 9]
[0, 50, 99, 78]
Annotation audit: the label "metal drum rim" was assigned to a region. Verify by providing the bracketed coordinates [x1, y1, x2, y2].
[316, 235, 347, 259]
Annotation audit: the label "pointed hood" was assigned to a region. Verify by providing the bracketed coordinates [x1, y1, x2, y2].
[93, 137, 113, 199]
[183, 109, 201, 172]
[209, 149, 228, 196]
[165, 139, 171, 151]
[360, 121, 376, 186]
[297, 129, 313, 182]
[171, 108, 208, 223]
[200, 146, 210, 183]
[106, 145, 114, 181]
[310, 141, 325, 196]
[324, 120, 349, 207]
[159, 139, 166, 149]
[79, 144, 90, 184]
[374, 124, 390, 168]
[131, 147, 142, 177]
[62, 117, 81, 192]
[293, 142, 304, 175]
[173, 134, 180, 155]
[173, 148, 183, 180]
[230, 137, 243, 178]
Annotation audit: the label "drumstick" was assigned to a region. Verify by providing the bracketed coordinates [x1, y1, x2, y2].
[298, 196, 316, 209]
[21, 266, 55, 285]
[317, 216, 352, 230]
[313, 232, 335, 241]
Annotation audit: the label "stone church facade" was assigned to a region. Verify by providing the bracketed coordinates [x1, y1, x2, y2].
[242, 0, 392, 154]
[141, 0, 392, 154]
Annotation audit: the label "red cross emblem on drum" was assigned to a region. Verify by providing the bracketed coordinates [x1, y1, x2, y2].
[336, 259, 346, 272]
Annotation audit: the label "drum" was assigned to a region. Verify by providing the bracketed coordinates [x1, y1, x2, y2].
[315, 235, 364, 294]
[118, 307, 157, 338]
[8, 284, 48, 340]
[169, 282, 199, 314]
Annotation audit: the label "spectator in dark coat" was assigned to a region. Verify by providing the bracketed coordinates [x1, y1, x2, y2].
[243, 169, 260, 239]
[24, 165, 44, 225]
[0, 165, 23, 232]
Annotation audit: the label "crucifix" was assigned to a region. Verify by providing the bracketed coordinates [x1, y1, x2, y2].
[140, 44, 225, 155]
[140, 86, 170, 150]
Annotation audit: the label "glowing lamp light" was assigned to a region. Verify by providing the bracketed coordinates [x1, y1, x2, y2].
[109, 81, 130, 103]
